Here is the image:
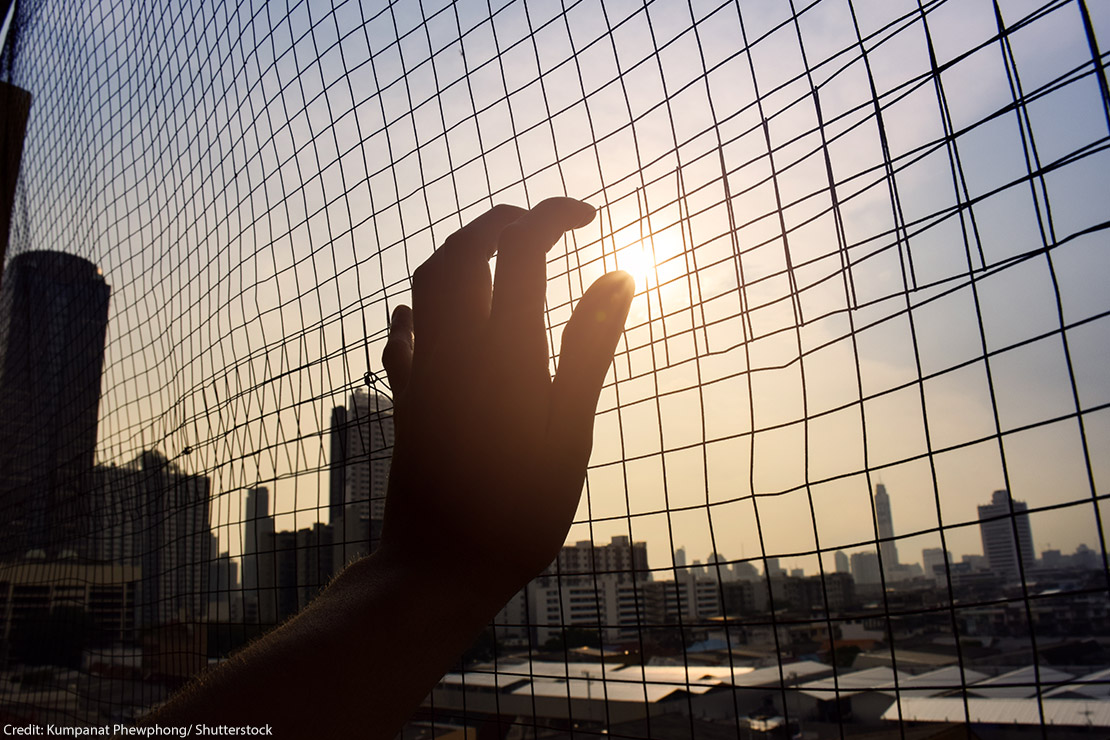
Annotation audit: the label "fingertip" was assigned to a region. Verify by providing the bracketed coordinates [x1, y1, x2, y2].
[390, 304, 414, 333]
[572, 201, 596, 229]
[586, 270, 635, 323]
[606, 269, 635, 297]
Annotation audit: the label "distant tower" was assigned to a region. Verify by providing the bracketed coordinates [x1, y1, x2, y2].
[834, 550, 850, 574]
[0, 251, 110, 558]
[873, 484, 899, 571]
[978, 489, 1035, 582]
[674, 547, 687, 569]
[328, 405, 348, 525]
[242, 486, 275, 621]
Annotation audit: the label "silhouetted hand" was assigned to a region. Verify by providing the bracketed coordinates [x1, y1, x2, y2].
[379, 198, 634, 602]
[142, 198, 633, 740]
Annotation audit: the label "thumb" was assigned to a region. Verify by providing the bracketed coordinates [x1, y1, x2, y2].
[548, 271, 635, 473]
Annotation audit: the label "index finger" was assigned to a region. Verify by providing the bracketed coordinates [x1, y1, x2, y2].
[489, 198, 596, 357]
[412, 204, 527, 355]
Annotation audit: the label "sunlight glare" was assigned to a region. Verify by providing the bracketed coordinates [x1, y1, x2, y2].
[615, 242, 655, 292]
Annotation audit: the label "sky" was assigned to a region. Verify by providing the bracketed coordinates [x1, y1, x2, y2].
[5, 0, 1110, 576]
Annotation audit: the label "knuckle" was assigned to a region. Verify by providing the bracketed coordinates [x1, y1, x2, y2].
[489, 203, 522, 220]
[441, 231, 465, 253]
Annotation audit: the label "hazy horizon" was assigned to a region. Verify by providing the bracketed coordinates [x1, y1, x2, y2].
[4, 0, 1107, 583]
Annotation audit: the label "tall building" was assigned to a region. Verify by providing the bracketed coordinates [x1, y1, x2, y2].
[207, 545, 241, 622]
[328, 405, 348, 525]
[346, 390, 394, 524]
[250, 522, 336, 626]
[851, 551, 882, 585]
[87, 452, 212, 626]
[523, 576, 650, 645]
[922, 547, 952, 583]
[539, 535, 650, 583]
[256, 529, 298, 626]
[978, 489, 1035, 582]
[707, 551, 735, 581]
[732, 560, 760, 582]
[673, 547, 687, 569]
[1, 83, 32, 276]
[0, 251, 110, 558]
[873, 484, 899, 572]
[332, 390, 393, 561]
[295, 523, 335, 609]
[834, 550, 850, 574]
[241, 486, 275, 623]
[132, 451, 212, 626]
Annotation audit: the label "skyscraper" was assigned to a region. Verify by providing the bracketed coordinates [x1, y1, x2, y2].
[834, 550, 850, 574]
[978, 489, 1035, 582]
[0, 251, 110, 558]
[242, 486, 275, 622]
[133, 451, 212, 626]
[873, 484, 900, 573]
[328, 405, 348, 525]
[345, 390, 394, 525]
[333, 389, 394, 562]
[85, 451, 213, 626]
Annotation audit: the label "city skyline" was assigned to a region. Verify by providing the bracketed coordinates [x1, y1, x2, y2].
[3, 1, 1101, 581]
[2, 0, 1109, 732]
[0, 0, 1105, 643]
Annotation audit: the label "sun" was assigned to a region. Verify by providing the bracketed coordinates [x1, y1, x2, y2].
[614, 242, 656, 291]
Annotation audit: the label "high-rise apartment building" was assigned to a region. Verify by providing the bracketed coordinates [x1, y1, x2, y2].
[241, 486, 275, 622]
[133, 451, 212, 626]
[328, 405, 348, 525]
[329, 390, 393, 562]
[539, 535, 650, 583]
[0, 251, 110, 558]
[345, 390, 394, 523]
[978, 489, 1035, 582]
[87, 452, 212, 626]
[922, 547, 952, 583]
[873, 484, 899, 572]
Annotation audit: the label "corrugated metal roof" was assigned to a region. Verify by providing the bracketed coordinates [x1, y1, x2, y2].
[1045, 667, 1110, 699]
[883, 697, 1110, 727]
[611, 660, 831, 688]
[486, 661, 614, 680]
[969, 666, 1075, 698]
[798, 667, 911, 698]
[744, 661, 837, 687]
[510, 676, 712, 703]
[439, 671, 528, 690]
[608, 663, 754, 687]
[899, 666, 989, 697]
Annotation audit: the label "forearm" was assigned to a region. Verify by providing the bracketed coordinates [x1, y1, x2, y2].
[141, 548, 503, 738]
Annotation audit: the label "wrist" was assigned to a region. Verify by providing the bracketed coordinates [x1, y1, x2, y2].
[354, 543, 515, 625]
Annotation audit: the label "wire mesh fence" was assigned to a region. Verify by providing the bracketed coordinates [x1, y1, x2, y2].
[1, 0, 1109, 736]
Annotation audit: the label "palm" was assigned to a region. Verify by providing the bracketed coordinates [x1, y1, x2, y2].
[379, 199, 633, 598]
